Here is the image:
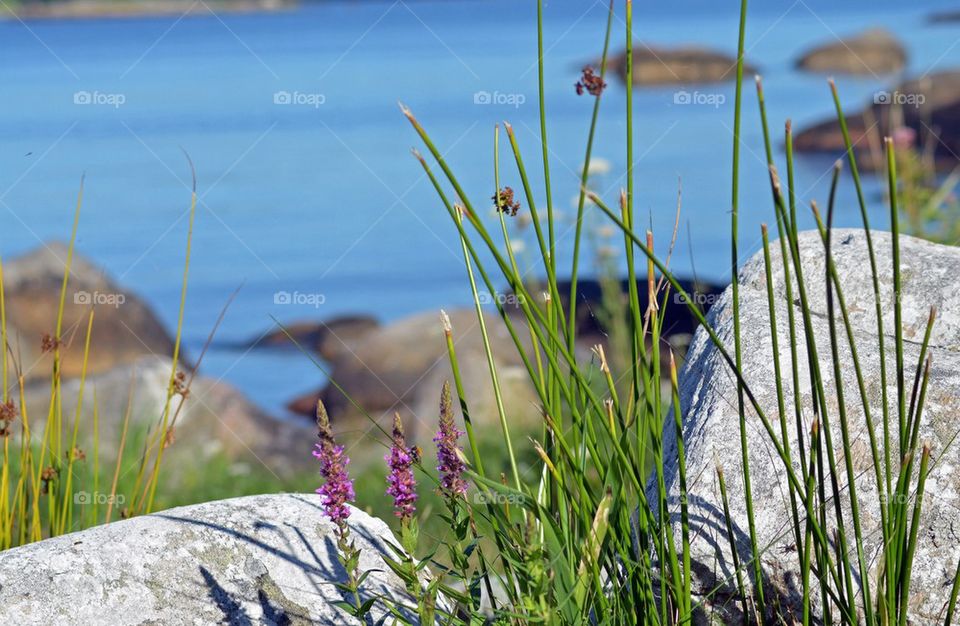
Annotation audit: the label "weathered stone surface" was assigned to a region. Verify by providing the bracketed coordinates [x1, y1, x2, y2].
[609, 45, 754, 86]
[290, 309, 539, 444]
[24, 355, 315, 479]
[2, 242, 176, 382]
[795, 28, 906, 75]
[0, 494, 431, 625]
[795, 71, 960, 169]
[660, 229, 960, 622]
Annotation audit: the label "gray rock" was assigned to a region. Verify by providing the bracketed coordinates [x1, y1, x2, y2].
[292, 309, 540, 444]
[2, 242, 177, 383]
[0, 494, 435, 625]
[794, 71, 960, 171]
[245, 316, 380, 361]
[660, 229, 960, 623]
[927, 10, 960, 24]
[608, 45, 755, 86]
[23, 355, 315, 480]
[795, 28, 906, 75]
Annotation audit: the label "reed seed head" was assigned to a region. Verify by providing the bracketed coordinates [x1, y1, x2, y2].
[493, 187, 521, 216]
[435, 381, 467, 499]
[575, 66, 606, 97]
[40, 333, 60, 354]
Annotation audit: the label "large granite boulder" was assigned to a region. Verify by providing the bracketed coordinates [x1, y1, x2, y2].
[0, 494, 433, 624]
[289, 309, 539, 444]
[795, 71, 960, 169]
[23, 355, 315, 480]
[2, 242, 176, 382]
[795, 28, 906, 75]
[660, 229, 960, 623]
[608, 45, 754, 86]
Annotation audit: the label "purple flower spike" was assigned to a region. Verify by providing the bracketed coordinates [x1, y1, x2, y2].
[313, 400, 355, 526]
[435, 381, 468, 498]
[385, 413, 418, 521]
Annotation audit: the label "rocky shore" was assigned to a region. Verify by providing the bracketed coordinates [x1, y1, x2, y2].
[2, 0, 292, 20]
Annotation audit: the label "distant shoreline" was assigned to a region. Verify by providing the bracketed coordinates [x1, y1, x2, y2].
[1, 0, 296, 21]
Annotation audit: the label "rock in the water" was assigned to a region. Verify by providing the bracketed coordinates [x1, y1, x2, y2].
[660, 229, 960, 622]
[928, 10, 960, 24]
[290, 309, 539, 442]
[794, 71, 960, 169]
[553, 277, 723, 344]
[608, 45, 754, 85]
[0, 494, 434, 625]
[2, 242, 176, 382]
[246, 315, 380, 361]
[24, 355, 315, 479]
[794, 28, 906, 75]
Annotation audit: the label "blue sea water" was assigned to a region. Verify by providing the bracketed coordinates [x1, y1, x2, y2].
[1, 0, 958, 415]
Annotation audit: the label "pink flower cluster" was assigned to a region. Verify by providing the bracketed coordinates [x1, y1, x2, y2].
[385, 413, 418, 521]
[315, 381, 469, 533]
[313, 403, 355, 526]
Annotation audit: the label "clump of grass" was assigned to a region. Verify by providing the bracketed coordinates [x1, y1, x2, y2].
[307, 2, 959, 623]
[0, 172, 198, 548]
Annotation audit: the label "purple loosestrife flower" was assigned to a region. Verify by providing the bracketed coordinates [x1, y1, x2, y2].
[435, 381, 468, 498]
[385, 413, 418, 521]
[313, 400, 355, 527]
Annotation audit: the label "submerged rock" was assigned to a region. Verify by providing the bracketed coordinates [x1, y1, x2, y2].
[2, 242, 176, 382]
[660, 229, 960, 622]
[553, 277, 722, 345]
[795, 28, 906, 75]
[928, 10, 960, 24]
[245, 315, 380, 361]
[0, 494, 432, 625]
[608, 45, 754, 85]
